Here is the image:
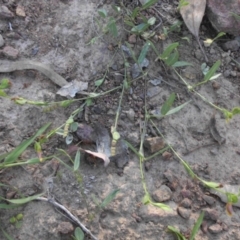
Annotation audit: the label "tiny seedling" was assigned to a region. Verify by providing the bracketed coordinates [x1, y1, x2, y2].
[168, 212, 204, 240]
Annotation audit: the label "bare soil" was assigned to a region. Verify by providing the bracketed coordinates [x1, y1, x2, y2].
[1, 0, 240, 239]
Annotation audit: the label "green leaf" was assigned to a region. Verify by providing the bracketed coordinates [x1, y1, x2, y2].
[178, 0, 189, 10]
[131, 23, 149, 34]
[189, 212, 204, 240]
[95, 78, 104, 87]
[201, 180, 221, 188]
[98, 8, 107, 18]
[142, 193, 151, 204]
[160, 42, 179, 60]
[4, 123, 51, 164]
[6, 193, 43, 205]
[131, 7, 140, 19]
[172, 61, 193, 68]
[151, 202, 171, 211]
[147, 17, 156, 25]
[112, 5, 121, 13]
[108, 17, 118, 37]
[124, 20, 135, 27]
[138, 42, 150, 65]
[0, 89, 7, 97]
[0, 78, 11, 89]
[100, 189, 120, 208]
[161, 93, 176, 115]
[226, 193, 238, 204]
[232, 107, 240, 116]
[86, 98, 93, 106]
[74, 150, 80, 171]
[165, 50, 179, 66]
[165, 101, 191, 116]
[168, 226, 187, 240]
[70, 122, 78, 132]
[0, 227, 14, 240]
[204, 60, 221, 81]
[74, 227, 84, 240]
[141, 0, 159, 10]
[0, 203, 20, 209]
[60, 100, 73, 107]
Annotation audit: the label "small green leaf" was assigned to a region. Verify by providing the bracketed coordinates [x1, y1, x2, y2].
[131, 23, 149, 34]
[0, 89, 7, 97]
[232, 107, 240, 116]
[138, 42, 150, 65]
[226, 193, 238, 204]
[60, 100, 73, 107]
[74, 227, 84, 240]
[108, 17, 118, 37]
[0, 78, 11, 89]
[4, 123, 51, 163]
[12, 97, 27, 105]
[6, 193, 43, 205]
[132, 6, 140, 19]
[98, 8, 107, 18]
[100, 189, 120, 208]
[204, 60, 221, 81]
[151, 202, 171, 211]
[86, 98, 93, 106]
[112, 131, 120, 141]
[161, 93, 176, 115]
[16, 213, 23, 221]
[70, 122, 78, 132]
[74, 150, 80, 171]
[147, 17, 156, 25]
[165, 50, 179, 66]
[142, 193, 151, 204]
[189, 212, 204, 240]
[201, 180, 221, 188]
[168, 226, 187, 240]
[95, 78, 104, 87]
[141, 0, 159, 10]
[112, 5, 121, 13]
[178, 0, 189, 10]
[160, 42, 179, 60]
[165, 101, 191, 116]
[172, 61, 193, 68]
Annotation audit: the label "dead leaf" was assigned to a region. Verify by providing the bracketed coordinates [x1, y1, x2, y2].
[57, 80, 88, 98]
[16, 5, 26, 17]
[84, 149, 110, 167]
[180, 0, 208, 62]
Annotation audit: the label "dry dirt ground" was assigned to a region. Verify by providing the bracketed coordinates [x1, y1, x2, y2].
[1, 0, 240, 239]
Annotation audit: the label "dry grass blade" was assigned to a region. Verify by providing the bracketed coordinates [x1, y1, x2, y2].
[180, 0, 208, 62]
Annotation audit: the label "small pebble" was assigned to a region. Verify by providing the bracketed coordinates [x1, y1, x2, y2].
[208, 223, 223, 234]
[2, 45, 19, 59]
[203, 195, 216, 205]
[177, 207, 191, 219]
[128, 34, 137, 44]
[212, 81, 221, 90]
[0, 34, 4, 47]
[152, 185, 172, 202]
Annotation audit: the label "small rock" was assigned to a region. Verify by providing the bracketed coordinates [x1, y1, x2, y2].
[223, 70, 231, 77]
[0, 34, 4, 47]
[16, 5, 26, 17]
[128, 34, 137, 44]
[222, 40, 240, 51]
[152, 185, 172, 202]
[207, 0, 240, 36]
[149, 78, 162, 86]
[177, 207, 191, 219]
[2, 46, 19, 59]
[57, 222, 74, 234]
[210, 147, 219, 155]
[180, 189, 192, 199]
[203, 208, 219, 221]
[162, 151, 172, 160]
[212, 81, 221, 90]
[124, 108, 135, 122]
[0, 5, 14, 19]
[230, 71, 237, 77]
[180, 198, 192, 208]
[138, 203, 178, 224]
[147, 86, 161, 98]
[144, 137, 165, 153]
[203, 195, 216, 205]
[6, 191, 16, 199]
[208, 223, 223, 234]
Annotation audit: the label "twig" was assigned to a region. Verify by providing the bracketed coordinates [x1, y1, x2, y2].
[36, 197, 98, 240]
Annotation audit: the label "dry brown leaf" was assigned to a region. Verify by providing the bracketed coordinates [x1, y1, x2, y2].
[180, 0, 208, 62]
[84, 149, 110, 167]
[16, 5, 26, 17]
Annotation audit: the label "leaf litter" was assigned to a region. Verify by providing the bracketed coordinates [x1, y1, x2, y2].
[180, 0, 208, 62]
